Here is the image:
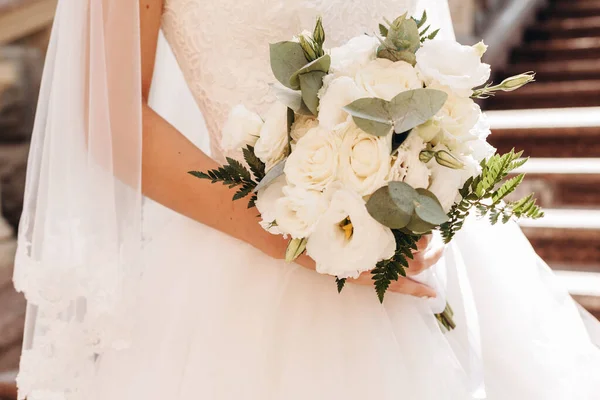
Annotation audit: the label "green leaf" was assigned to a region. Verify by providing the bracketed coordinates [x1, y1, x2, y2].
[405, 214, 436, 234]
[377, 47, 417, 65]
[285, 238, 307, 262]
[270, 41, 309, 89]
[289, 54, 331, 90]
[379, 23, 389, 37]
[414, 10, 427, 28]
[254, 159, 286, 193]
[299, 70, 326, 115]
[343, 97, 393, 137]
[242, 146, 266, 181]
[366, 182, 419, 229]
[492, 174, 524, 204]
[427, 29, 440, 41]
[389, 89, 448, 133]
[336, 277, 347, 293]
[414, 188, 448, 225]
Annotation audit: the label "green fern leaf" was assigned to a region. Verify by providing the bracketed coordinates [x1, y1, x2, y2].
[243, 146, 266, 181]
[492, 174, 524, 204]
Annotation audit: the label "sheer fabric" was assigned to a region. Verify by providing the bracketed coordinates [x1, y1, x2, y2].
[13, 1, 143, 398]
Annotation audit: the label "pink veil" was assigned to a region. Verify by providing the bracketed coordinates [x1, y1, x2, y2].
[13, 0, 143, 398]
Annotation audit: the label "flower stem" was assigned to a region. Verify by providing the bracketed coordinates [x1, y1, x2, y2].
[435, 302, 456, 332]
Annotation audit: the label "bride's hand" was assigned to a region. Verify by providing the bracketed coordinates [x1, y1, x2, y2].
[296, 235, 443, 298]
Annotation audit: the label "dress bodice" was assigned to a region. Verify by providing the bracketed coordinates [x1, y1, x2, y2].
[161, 0, 418, 160]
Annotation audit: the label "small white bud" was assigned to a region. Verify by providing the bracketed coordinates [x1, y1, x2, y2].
[472, 41, 488, 58]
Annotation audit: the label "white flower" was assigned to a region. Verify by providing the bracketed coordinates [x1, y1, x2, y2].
[275, 186, 329, 239]
[427, 147, 481, 212]
[413, 84, 481, 153]
[290, 115, 318, 143]
[254, 103, 289, 170]
[318, 76, 364, 130]
[255, 175, 287, 234]
[221, 105, 263, 152]
[388, 133, 430, 189]
[416, 40, 491, 97]
[355, 58, 422, 101]
[338, 121, 391, 196]
[463, 113, 496, 161]
[306, 189, 396, 279]
[330, 35, 380, 78]
[472, 41, 488, 58]
[285, 126, 341, 191]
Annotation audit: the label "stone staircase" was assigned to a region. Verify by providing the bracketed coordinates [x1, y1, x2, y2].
[486, 0, 600, 320]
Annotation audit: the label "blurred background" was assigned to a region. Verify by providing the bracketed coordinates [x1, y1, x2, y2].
[0, 0, 599, 397]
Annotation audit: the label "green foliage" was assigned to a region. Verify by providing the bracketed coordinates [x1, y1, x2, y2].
[189, 145, 268, 209]
[285, 238, 307, 262]
[372, 231, 419, 303]
[336, 277, 347, 294]
[343, 89, 448, 137]
[377, 14, 421, 65]
[435, 303, 456, 331]
[366, 182, 448, 231]
[440, 149, 544, 243]
[253, 159, 287, 193]
[412, 11, 440, 43]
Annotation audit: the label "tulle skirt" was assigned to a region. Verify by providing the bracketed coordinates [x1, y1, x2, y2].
[89, 210, 600, 400]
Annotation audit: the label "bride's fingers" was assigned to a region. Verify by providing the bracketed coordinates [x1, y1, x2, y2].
[388, 277, 437, 298]
[406, 244, 445, 276]
[414, 235, 432, 253]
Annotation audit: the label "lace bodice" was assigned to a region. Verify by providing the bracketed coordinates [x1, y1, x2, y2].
[161, 0, 418, 160]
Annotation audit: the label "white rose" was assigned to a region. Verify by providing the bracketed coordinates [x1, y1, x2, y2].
[255, 175, 287, 234]
[427, 147, 481, 212]
[338, 121, 391, 196]
[220, 105, 263, 152]
[330, 35, 380, 78]
[285, 126, 341, 191]
[355, 58, 422, 101]
[306, 188, 396, 279]
[388, 133, 430, 189]
[254, 103, 289, 170]
[318, 76, 364, 130]
[290, 114, 318, 143]
[275, 186, 329, 239]
[416, 40, 491, 97]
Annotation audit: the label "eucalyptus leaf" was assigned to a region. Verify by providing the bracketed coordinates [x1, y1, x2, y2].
[270, 41, 309, 89]
[254, 159, 286, 193]
[414, 189, 448, 225]
[405, 214, 436, 234]
[299, 70, 326, 115]
[343, 97, 393, 136]
[270, 83, 303, 111]
[353, 117, 394, 137]
[389, 89, 448, 133]
[289, 54, 331, 90]
[366, 182, 418, 229]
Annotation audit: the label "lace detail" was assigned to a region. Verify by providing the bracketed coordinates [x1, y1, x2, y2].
[161, 0, 417, 162]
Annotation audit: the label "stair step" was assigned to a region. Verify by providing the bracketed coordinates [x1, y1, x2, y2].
[542, 1, 600, 19]
[503, 59, 600, 82]
[527, 16, 600, 40]
[486, 107, 600, 157]
[505, 158, 600, 208]
[513, 37, 600, 62]
[519, 209, 600, 265]
[485, 80, 600, 110]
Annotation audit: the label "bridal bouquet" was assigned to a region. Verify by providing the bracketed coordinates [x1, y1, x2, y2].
[191, 13, 543, 324]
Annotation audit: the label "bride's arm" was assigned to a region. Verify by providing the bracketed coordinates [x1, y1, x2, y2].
[139, 0, 439, 297]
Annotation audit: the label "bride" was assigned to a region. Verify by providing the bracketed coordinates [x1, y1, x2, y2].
[13, 0, 600, 399]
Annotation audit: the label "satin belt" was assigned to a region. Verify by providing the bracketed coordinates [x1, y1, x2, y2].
[414, 238, 486, 399]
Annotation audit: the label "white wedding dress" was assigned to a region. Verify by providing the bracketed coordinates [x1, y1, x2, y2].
[48, 0, 600, 399]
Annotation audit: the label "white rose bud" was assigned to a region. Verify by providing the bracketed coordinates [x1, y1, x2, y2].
[416, 40, 491, 97]
[355, 58, 423, 101]
[275, 186, 330, 239]
[285, 126, 341, 191]
[306, 189, 396, 279]
[318, 76, 364, 130]
[338, 121, 391, 196]
[254, 103, 290, 171]
[221, 105, 263, 152]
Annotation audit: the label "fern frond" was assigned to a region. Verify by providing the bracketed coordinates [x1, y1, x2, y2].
[243, 145, 266, 181]
[372, 232, 419, 302]
[492, 174, 524, 204]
